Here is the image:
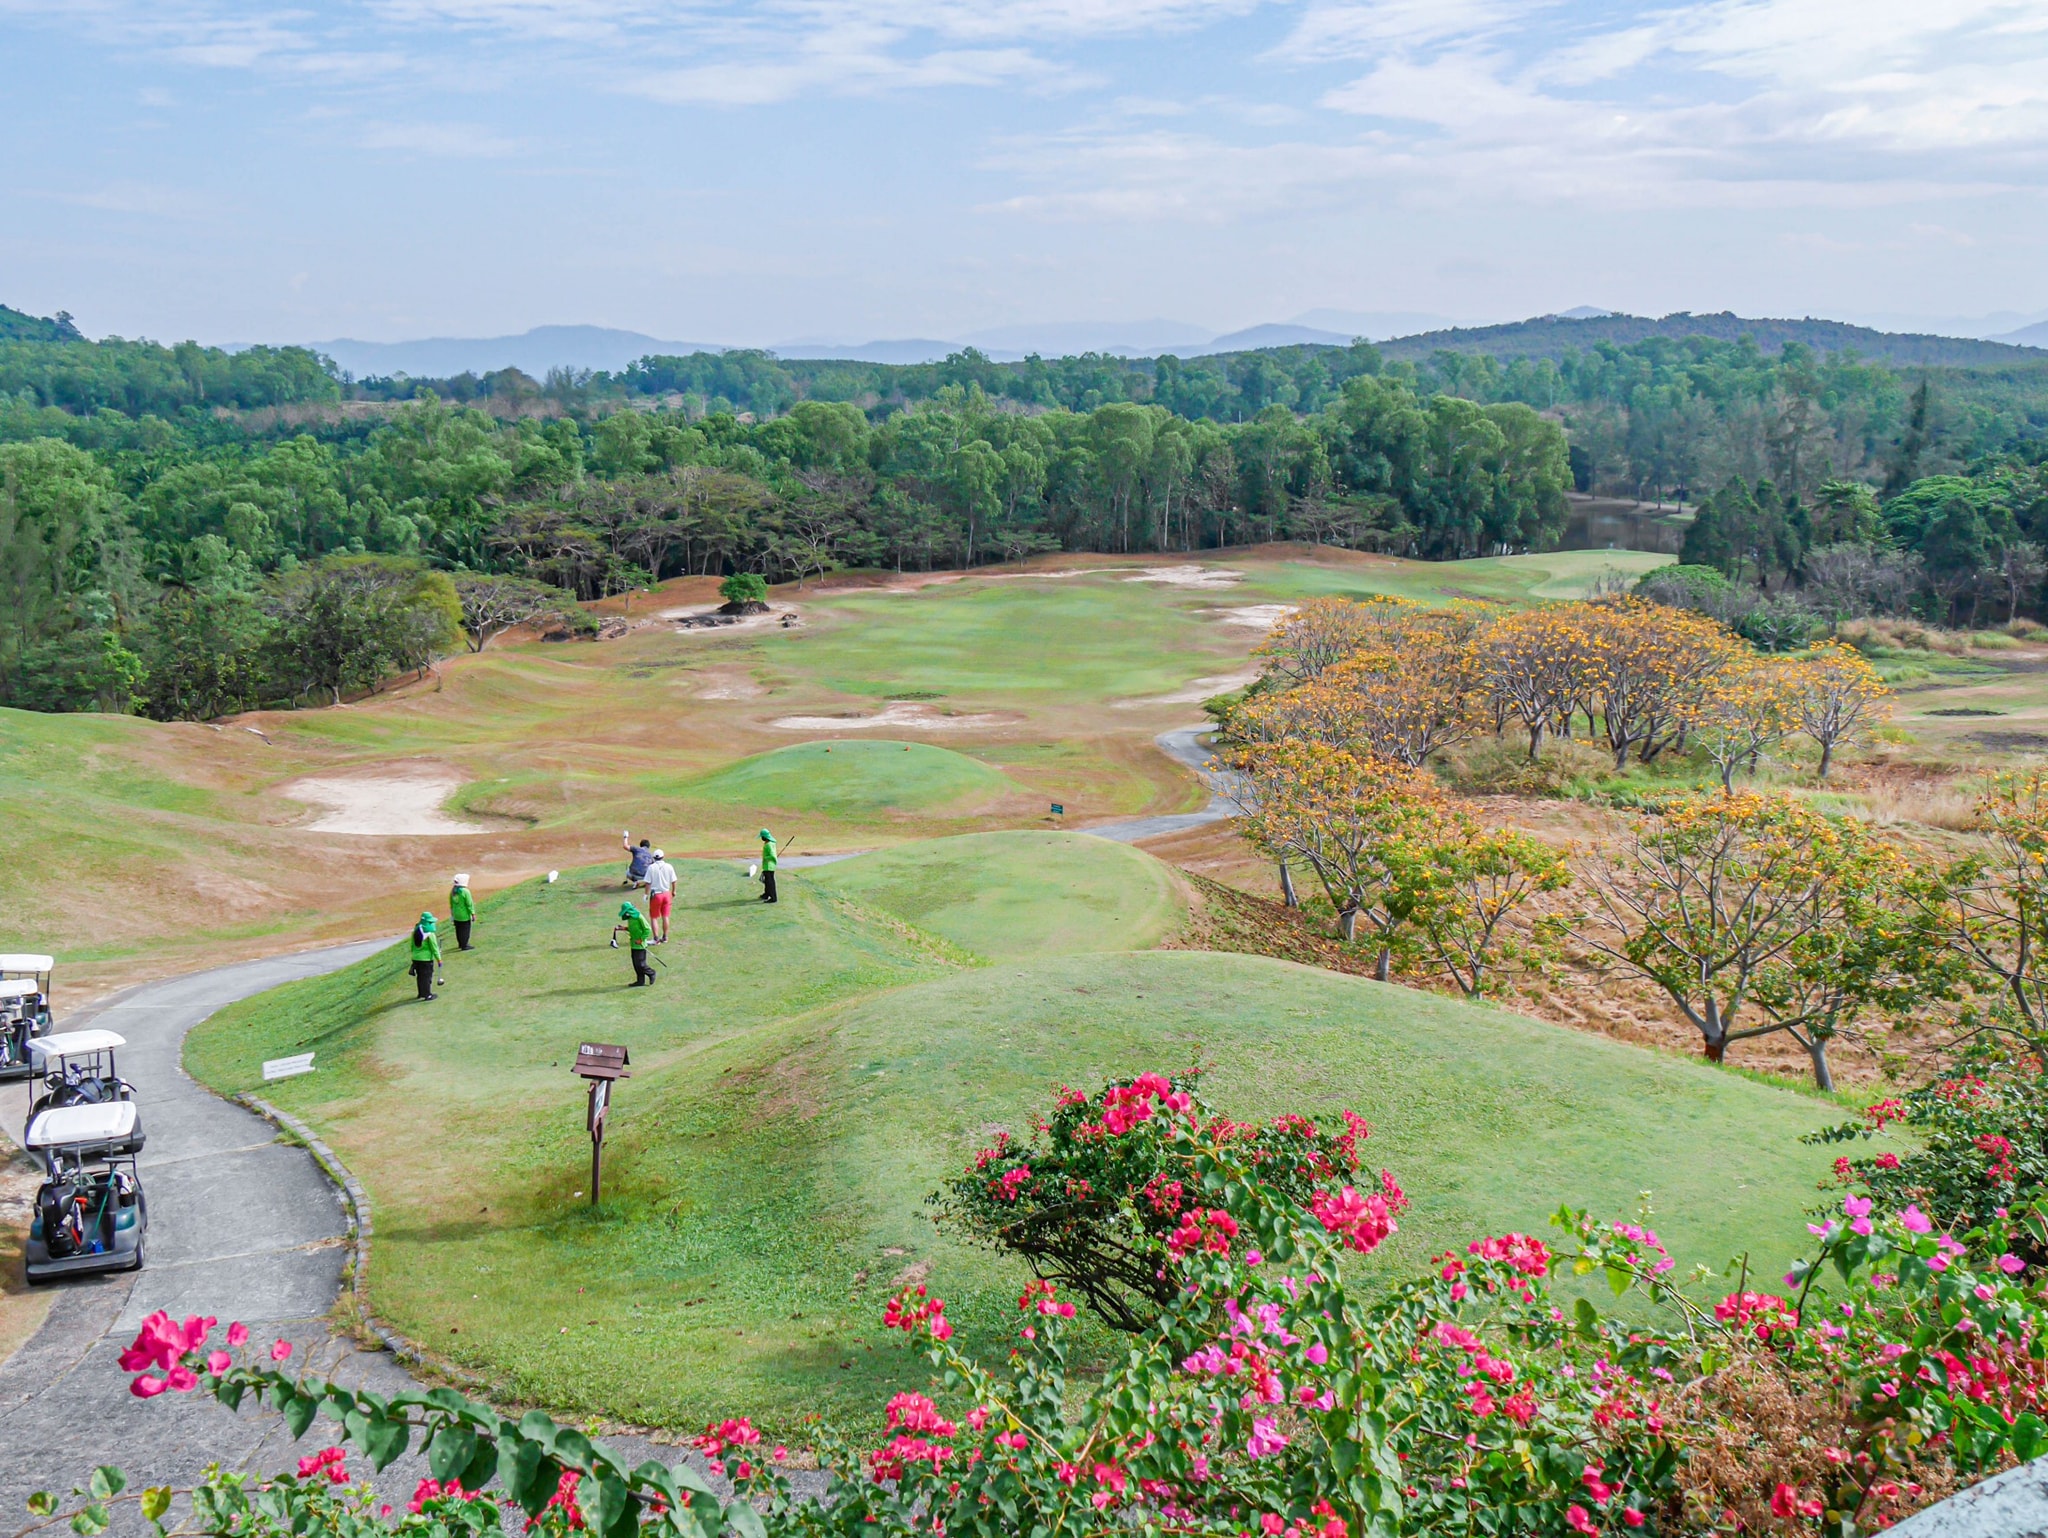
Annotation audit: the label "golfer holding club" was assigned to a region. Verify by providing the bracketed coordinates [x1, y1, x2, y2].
[757, 828, 779, 904]
[613, 901, 657, 986]
[408, 912, 443, 1001]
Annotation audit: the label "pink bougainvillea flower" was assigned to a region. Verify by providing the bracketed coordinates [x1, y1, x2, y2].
[129, 1374, 168, 1398]
[1999, 1253, 2026, 1275]
[1564, 1506, 1596, 1535]
[1899, 1205, 1933, 1235]
[226, 1322, 249, 1347]
[271, 1339, 294, 1362]
[166, 1366, 199, 1393]
[205, 1350, 232, 1374]
[1245, 1417, 1289, 1458]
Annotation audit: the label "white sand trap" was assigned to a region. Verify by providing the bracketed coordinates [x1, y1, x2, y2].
[1123, 565, 1244, 589]
[1115, 669, 1260, 708]
[1219, 603, 1297, 632]
[770, 700, 1008, 732]
[278, 767, 485, 835]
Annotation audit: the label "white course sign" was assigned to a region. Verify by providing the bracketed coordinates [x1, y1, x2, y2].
[262, 1052, 316, 1081]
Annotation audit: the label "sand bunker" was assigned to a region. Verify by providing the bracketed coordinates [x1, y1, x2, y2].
[658, 603, 796, 632]
[1122, 565, 1244, 589]
[1219, 603, 1296, 632]
[769, 700, 1009, 732]
[278, 767, 485, 835]
[691, 667, 766, 700]
[1115, 670, 1260, 708]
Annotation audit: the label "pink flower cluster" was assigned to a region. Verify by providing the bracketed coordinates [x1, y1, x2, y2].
[1608, 1221, 1674, 1276]
[882, 1284, 953, 1342]
[297, 1448, 349, 1486]
[1714, 1291, 1796, 1343]
[408, 1478, 487, 1513]
[1167, 1207, 1241, 1257]
[1099, 1073, 1194, 1136]
[120, 1311, 280, 1397]
[986, 1166, 1032, 1203]
[869, 1393, 958, 1483]
[1019, 1280, 1075, 1319]
[1309, 1180, 1402, 1255]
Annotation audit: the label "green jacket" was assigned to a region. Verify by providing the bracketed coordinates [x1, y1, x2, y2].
[450, 886, 475, 923]
[620, 909, 652, 948]
[759, 835, 778, 872]
[409, 929, 442, 964]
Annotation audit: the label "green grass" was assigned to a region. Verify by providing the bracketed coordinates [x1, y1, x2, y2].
[1233, 550, 1673, 607]
[188, 852, 1841, 1437]
[681, 741, 1020, 819]
[811, 831, 1187, 957]
[779, 579, 1238, 701]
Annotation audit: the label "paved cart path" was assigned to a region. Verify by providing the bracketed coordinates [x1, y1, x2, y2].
[0, 944, 677, 1518]
[1079, 726, 1237, 844]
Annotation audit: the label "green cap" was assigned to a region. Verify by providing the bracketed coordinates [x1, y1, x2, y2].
[420, 912, 437, 929]
[619, 902, 636, 918]
[759, 829, 772, 840]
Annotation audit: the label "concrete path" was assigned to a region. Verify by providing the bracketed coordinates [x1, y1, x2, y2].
[0, 944, 680, 1516]
[1079, 726, 1239, 844]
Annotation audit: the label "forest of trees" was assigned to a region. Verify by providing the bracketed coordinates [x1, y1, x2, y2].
[3, 300, 2047, 718]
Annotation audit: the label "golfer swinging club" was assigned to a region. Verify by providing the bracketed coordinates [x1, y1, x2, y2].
[757, 828, 779, 904]
[613, 901, 657, 986]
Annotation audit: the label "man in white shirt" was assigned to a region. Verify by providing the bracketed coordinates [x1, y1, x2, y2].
[644, 849, 678, 943]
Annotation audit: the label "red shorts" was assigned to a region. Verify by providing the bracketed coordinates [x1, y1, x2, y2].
[649, 891, 672, 919]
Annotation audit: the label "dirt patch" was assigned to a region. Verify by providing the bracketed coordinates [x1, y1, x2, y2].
[691, 668, 766, 701]
[277, 765, 487, 836]
[768, 701, 1015, 732]
[659, 603, 799, 633]
[1122, 565, 1244, 590]
[1218, 604, 1295, 632]
[1969, 730, 2048, 752]
[1116, 670, 1259, 708]
[0, 1146, 53, 1368]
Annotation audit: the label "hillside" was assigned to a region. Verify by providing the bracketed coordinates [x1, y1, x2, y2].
[1375, 310, 2046, 367]
[186, 847, 1841, 1433]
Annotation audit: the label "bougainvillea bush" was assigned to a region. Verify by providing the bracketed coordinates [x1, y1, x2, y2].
[32, 1073, 2048, 1538]
[1808, 1040, 2048, 1269]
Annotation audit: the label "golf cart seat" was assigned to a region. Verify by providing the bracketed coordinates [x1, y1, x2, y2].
[28, 1101, 145, 1160]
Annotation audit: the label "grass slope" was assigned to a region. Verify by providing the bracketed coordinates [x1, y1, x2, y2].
[1233, 550, 1673, 606]
[683, 741, 1020, 819]
[811, 831, 1187, 956]
[188, 854, 1838, 1436]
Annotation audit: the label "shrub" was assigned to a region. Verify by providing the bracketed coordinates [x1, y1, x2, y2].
[720, 571, 769, 605]
[39, 1074, 2048, 1538]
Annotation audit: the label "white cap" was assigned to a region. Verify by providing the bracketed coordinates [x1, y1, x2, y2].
[653, 849, 664, 859]
[454, 873, 470, 886]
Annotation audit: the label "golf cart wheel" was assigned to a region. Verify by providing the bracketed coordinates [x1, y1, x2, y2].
[127, 1243, 144, 1272]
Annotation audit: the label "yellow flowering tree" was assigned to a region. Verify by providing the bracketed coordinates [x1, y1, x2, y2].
[1475, 604, 1598, 759]
[1579, 601, 1743, 769]
[1685, 653, 1800, 792]
[1576, 792, 1945, 1088]
[1781, 640, 1892, 778]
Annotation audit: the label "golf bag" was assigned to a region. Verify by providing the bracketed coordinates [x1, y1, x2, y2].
[36, 1178, 90, 1259]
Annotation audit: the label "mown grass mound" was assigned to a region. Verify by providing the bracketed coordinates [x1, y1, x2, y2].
[810, 831, 1186, 957]
[682, 740, 1019, 818]
[187, 856, 1840, 1437]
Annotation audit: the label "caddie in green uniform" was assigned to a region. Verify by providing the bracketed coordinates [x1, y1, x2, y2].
[408, 915, 442, 1001]
[449, 873, 476, 951]
[613, 902, 656, 986]
[758, 829, 779, 904]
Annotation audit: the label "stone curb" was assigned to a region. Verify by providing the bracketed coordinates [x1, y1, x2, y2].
[236, 1093, 495, 1396]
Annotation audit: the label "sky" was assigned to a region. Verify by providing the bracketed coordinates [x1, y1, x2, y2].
[3, 0, 2048, 347]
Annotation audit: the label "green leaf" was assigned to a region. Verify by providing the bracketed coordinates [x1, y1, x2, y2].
[458, 1437, 499, 1493]
[723, 1501, 768, 1538]
[86, 1469, 125, 1501]
[364, 1414, 411, 1471]
[429, 1424, 478, 1482]
[140, 1488, 173, 1525]
[71, 1505, 109, 1537]
[282, 1392, 318, 1440]
[1573, 1297, 1600, 1336]
[501, 1438, 546, 1510]
[27, 1493, 57, 1517]
[553, 1429, 597, 1470]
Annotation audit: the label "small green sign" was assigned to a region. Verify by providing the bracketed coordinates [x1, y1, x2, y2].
[1050, 803, 1064, 815]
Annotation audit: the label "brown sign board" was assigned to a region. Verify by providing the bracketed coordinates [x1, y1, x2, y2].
[573, 1042, 631, 1080]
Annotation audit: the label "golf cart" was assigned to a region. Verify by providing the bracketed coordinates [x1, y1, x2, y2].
[24, 1100, 147, 1281]
[0, 955, 54, 1081]
[0, 980, 46, 1081]
[26, 1031, 141, 1144]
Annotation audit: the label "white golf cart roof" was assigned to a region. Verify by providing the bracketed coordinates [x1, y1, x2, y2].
[0, 980, 37, 1000]
[0, 955, 54, 974]
[30, 1030, 126, 1066]
[27, 1101, 138, 1150]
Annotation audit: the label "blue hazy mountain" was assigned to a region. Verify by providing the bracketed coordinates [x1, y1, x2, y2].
[306, 325, 722, 379]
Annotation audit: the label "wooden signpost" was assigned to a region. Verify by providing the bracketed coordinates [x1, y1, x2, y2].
[572, 1042, 630, 1204]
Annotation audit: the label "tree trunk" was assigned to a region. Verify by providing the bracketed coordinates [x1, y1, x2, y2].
[1374, 947, 1391, 982]
[1526, 722, 1543, 761]
[1339, 907, 1359, 942]
[1817, 738, 1834, 778]
[1278, 861, 1298, 909]
[1805, 1037, 1834, 1093]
